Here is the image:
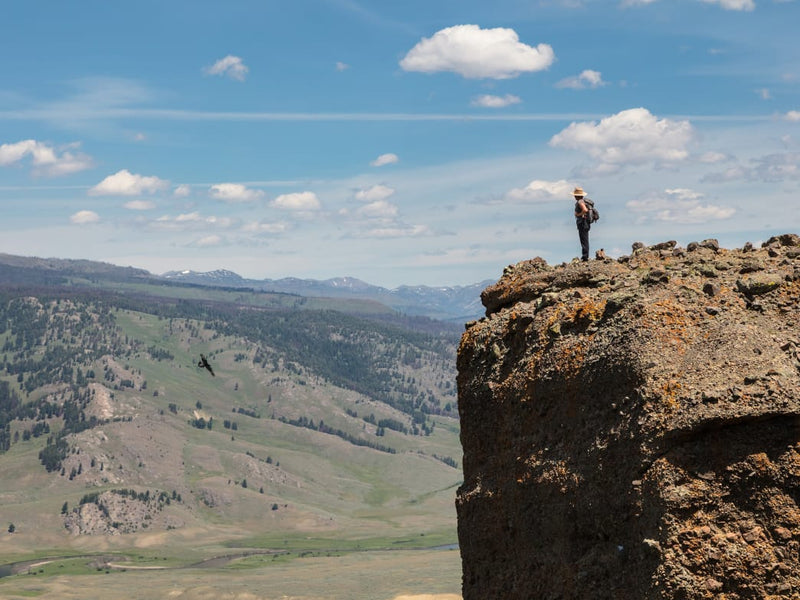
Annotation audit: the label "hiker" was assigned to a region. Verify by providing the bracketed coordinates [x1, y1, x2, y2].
[573, 186, 593, 261]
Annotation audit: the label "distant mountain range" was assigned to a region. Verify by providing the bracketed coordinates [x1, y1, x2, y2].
[159, 269, 490, 321]
[0, 253, 489, 321]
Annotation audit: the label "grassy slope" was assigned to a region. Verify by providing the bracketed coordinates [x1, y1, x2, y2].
[0, 294, 464, 598]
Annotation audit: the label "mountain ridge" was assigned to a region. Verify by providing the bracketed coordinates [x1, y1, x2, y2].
[0, 253, 486, 321]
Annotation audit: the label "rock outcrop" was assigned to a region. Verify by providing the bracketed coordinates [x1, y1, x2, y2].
[456, 235, 800, 599]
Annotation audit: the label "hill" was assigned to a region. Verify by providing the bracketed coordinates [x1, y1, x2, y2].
[0, 256, 466, 598]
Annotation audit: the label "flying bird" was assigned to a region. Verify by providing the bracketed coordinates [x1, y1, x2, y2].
[198, 354, 215, 376]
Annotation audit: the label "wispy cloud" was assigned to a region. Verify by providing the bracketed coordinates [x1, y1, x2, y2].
[124, 200, 156, 210]
[400, 25, 555, 79]
[627, 188, 735, 223]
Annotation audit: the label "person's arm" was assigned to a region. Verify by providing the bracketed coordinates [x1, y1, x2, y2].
[574, 200, 588, 217]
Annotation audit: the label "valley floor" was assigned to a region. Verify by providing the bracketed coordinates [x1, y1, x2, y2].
[0, 547, 462, 600]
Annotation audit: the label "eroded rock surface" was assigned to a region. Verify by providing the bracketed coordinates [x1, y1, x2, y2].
[456, 235, 800, 599]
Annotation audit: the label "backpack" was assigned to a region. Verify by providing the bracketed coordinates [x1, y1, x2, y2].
[583, 198, 599, 223]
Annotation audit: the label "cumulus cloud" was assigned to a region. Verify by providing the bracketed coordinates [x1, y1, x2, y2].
[787, 111, 800, 122]
[335, 61, 350, 71]
[371, 153, 399, 167]
[204, 55, 249, 81]
[471, 94, 522, 108]
[124, 200, 156, 210]
[89, 169, 169, 196]
[400, 24, 555, 79]
[209, 183, 265, 203]
[504, 179, 575, 203]
[0, 139, 93, 176]
[173, 184, 191, 198]
[549, 107, 693, 173]
[556, 70, 606, 90]
[626, 188, 735, 223]
[70, 210, 100, 224]
[355, 184, 395, 202]
[272, 191, 321, 211]
[356, 200, 399, 219]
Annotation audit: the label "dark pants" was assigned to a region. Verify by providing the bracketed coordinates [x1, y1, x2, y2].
[577, 219, 590, 261]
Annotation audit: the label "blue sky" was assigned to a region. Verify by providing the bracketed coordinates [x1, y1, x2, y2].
[1, 0, 799, 288]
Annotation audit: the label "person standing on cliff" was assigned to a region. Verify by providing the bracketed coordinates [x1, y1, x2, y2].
[573, 186, 592, 261]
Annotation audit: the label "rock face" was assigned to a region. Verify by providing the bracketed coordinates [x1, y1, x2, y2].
[456, 235, 800, 599]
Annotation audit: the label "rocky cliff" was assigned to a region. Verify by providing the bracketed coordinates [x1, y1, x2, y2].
[456, 235, 800, 599]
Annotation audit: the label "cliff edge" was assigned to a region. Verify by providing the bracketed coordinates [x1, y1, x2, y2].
[456, 235, 800, 599]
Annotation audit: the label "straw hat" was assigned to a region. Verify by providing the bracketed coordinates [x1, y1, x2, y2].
[573, 186, 585, 198]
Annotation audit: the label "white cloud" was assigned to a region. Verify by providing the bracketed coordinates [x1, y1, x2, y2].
[624, 0, 755, 8]
[704, 152, 800, 182]
[336, 61, 350, 71]
[358, 224, 432, 238]
[787, 111, 800, 122]
[70, 210, 100, 224]
[173, 184, 191, 198]
[124, 200, 156, 210]
[272, 191, 321, 211]
[471, 94, 522, 108]
[204, 55, 249, 81]
[626, 188, 735, 223]
[241, 220, 289, 234]
[751, 152, 800, 180]
[209, 183, 264, 203]
[555, 70, 606, 90]
[400, 24, 555, 79]
[89, 169, 169, 196]
[153, 212, 236, 230]
[698, 151, 730, 163]
[505, 179, 575, 203]
[193, 235, 223, 247]
[355, 184, 395, 202]
[371, 153, 399, 167]
[549, 107, 693, 172]
[701, 0, 755, 10]
[0, 139, 93, 176]
[756, 88, 771, 100]
[356, 200, 399, 219]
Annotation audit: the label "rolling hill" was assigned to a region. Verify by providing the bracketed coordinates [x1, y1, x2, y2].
[0, 255, 467, 599]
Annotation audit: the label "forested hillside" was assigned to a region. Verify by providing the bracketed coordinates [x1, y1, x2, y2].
[0, 268, 463, 582]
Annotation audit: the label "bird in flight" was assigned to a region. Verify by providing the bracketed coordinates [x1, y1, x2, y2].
[198, 354, 215, 376]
